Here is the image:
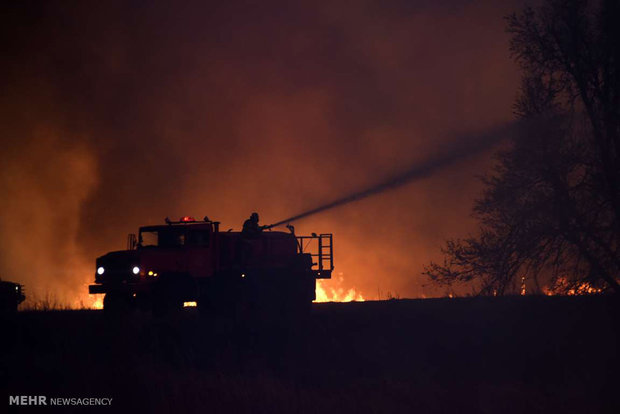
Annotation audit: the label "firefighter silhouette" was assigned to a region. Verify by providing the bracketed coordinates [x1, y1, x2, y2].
[239, 212, 263, 266]
[242, 212, 263, 236]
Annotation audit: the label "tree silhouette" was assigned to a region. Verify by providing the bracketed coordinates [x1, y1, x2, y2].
[425, 0, 620, 295]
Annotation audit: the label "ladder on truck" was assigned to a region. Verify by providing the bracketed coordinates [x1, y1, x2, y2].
[296, 233, 333, 279]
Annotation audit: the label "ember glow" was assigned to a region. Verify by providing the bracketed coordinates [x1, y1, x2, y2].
[544, 278, 604, 296]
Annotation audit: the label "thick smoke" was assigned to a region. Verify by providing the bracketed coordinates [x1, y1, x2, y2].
[0, 129, 98, 306]
[267, 121, 516, 229]
[1, 0, 521, 305]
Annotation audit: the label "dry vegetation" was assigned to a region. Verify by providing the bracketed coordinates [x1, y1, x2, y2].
[2, 296, 618, 413]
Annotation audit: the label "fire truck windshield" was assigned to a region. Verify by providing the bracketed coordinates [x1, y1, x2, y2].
[139, 228, 210, 248]
[139, 231, 160, 247]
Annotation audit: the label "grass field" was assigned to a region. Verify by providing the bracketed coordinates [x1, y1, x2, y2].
[1, 295, 618, 413]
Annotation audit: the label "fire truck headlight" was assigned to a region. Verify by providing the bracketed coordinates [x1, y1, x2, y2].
[97, 266, 105, 275]
[132, 266, 140, 275]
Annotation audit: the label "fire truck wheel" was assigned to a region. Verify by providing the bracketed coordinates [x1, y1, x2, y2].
[103, 292, 133, 315]
[152, 273, 187, 317]
[152, 299, 167, 317]
[135, 293, 153, 312]
[196, 298, 215, 317]
[155, 300, 182, 316]
[152, 295, 179, 317]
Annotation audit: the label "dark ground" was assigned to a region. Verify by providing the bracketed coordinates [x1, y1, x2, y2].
[1, 296, 618, 413]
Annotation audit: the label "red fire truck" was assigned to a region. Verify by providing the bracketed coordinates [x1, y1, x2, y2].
[89, 217, 333, 315]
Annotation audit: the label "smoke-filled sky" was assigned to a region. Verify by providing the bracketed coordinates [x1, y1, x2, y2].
[1, 0, 523, 305]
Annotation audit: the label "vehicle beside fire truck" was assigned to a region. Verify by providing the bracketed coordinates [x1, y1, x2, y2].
[0, 279, 25, 312]
[89, 217, 333, 316]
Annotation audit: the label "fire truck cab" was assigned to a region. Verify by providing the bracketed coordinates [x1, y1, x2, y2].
[89, 217, 333, 315]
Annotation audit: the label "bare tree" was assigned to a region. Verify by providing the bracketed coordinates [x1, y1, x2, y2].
[425, 0, 620, 295]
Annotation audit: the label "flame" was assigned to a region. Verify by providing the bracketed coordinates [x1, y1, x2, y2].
[82, 285, 363, 310]
[20, 288, 103, 311]
[315, 276, 364, 302]
[544, 277, 603, 296]
[89, 295, 104, 309]
[26, 271, 365, 309]
[64, 290, 103, 310]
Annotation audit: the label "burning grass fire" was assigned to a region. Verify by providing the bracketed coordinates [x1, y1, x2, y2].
[543, 278, 604, 296]
[315, 276, 364, 302]
[85, 281, 364, 309]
